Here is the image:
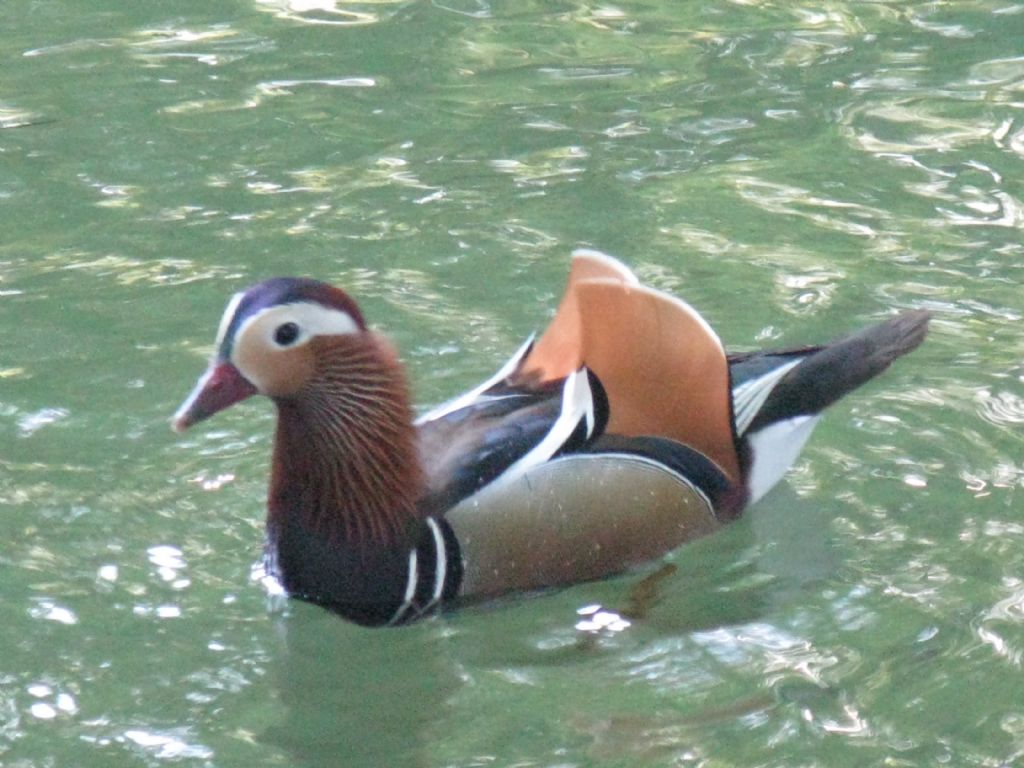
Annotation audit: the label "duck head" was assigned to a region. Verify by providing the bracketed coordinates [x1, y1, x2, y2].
[174, 278, 424, 546]
[173, 278, 368, 431]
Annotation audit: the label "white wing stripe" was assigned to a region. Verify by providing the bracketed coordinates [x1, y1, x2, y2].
[491, 368, 594, 487]
[746, 415, 819, 504]
[416, 335, 535, 424]
[732, 358, 802, 436]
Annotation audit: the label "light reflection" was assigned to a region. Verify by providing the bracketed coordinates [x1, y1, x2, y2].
[906, 11, 974, 39]
[903, 474, 927, 489]
[562, 4, 636, 34]
[986, 579, 1024, 622]
[161, 97, 259, 114]
[251, 560, 288, 600]
[985, 520, 1024, 538]
[189, 472, 236, 491]
[0, 105, 42, 129]
[819, 703, 869, 736]
[1007, 126, 1024, 158]
[58, 696, 77, 716]
[960, 461, 1024, 495]
[134, 26, 239, 45]
[146, 544, 193, 591]
[122, 728, 214, 760]
[254, 0, 387, 26]
[17, 407, 69, 438]
[431, 0, 491, 19]
[976, 625, 1020, 666]
[538, 66, 634, 81]
[29, 600, 78, 626]
[23, 39, 112, 58]
[74, 175, 141, 209]
[617, 615, 883, 747]
[30, 702, 57, 720]
[132, 603, 183, 618]
[603, 121, 649, 138]
[29, 691, 79, 717]
[147, 544, 185, 571]
[575, 604, 631, 634]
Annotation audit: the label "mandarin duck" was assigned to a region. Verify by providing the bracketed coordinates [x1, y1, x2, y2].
[173, 250, 929, 627]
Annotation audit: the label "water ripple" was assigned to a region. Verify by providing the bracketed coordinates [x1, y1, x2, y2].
[257, 77, 376, 95]
[975, 579, 1024, 668]
[490, 145, 589, 190]
[844, 101, 997, 155]
[773, 268, 844, 315]
[538, 66, 634, 82]
[734, 176, 888, 238]
[162, 74, 377, 116]
[937, 190, 1024, 229]
[130, 24, 273, 67]
[977, 389, 1024, 428]
[59, 254, 237, 286]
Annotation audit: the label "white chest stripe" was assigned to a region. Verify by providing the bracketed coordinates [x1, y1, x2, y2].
[387, 549, 419, 626]
[425, 518, 447, 605]
[387, 518, 449, 625]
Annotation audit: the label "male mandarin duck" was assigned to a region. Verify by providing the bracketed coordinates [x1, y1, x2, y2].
[173, 250, 929, 627]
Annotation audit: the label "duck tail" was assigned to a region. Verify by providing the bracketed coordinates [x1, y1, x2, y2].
[737, 309, 931, 434]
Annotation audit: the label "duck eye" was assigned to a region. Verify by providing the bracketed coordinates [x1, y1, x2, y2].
[274, 322, 301, 347]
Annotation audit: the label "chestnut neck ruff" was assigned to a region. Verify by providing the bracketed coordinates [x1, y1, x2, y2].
[267, 334, 426, 549]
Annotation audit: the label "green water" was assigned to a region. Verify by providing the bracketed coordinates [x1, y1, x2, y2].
[2, 1, 1023, 765]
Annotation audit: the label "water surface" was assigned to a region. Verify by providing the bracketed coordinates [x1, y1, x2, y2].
[2, 2, 1023, 766]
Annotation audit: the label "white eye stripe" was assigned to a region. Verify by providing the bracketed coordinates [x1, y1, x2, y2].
[215, 292, 245, 348]
[233, 302, 361, 352]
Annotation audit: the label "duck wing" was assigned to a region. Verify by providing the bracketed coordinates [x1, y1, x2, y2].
[417, 248, 745, 517]
[413, 250, 747, 599]
[416, 356, 607, 516]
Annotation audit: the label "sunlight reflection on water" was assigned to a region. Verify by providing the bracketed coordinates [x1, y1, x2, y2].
[253, 0, 395, 26]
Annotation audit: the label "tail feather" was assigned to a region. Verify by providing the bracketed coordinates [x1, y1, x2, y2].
[743, 310, 930, 433]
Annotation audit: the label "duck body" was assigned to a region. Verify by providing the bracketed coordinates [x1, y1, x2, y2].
[174, 250, 929, 627]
